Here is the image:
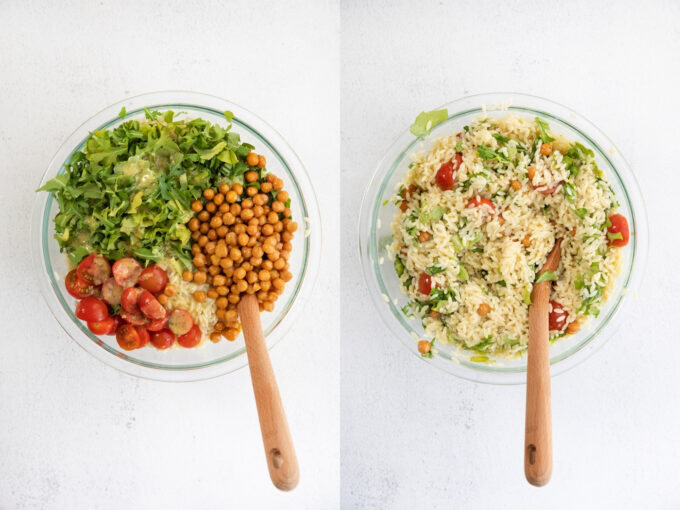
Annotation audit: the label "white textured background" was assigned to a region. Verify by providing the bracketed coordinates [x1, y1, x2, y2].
[341, 0, 680, 508]
[0, 1, 339, 508]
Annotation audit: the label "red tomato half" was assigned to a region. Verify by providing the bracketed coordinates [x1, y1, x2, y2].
[177, 324, 202, 348]
[147, 315, 169, 332]
[136, 327, 150, 348]
[65, 269, 96, 299]
[101, 278, 124, 306]
[434, 153, 463, 191]
[466, 197, 496, 213]
[417, 272, 432, 295]
[75, 297, 109, 322]
[548, 300, 569, 332]
[120, 308, 149, 326]
[138, 290, 167, 320]
[121, 287, 143, 314]
[138, 264, 168, 294]
[112, 258, 143, 288]
[150, 329, 176, 350]
[110, 315, 124, 335]
[77, 253, 111, 285]
[87, 316, 116, 335]
[168, 309, 194, 336]
[607, 214, 629, 247]
[116, 324, 142, 351]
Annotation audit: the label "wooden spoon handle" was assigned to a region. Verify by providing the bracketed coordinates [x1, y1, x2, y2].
[525, 280, 553, 486]
[238, 295, 299, 491]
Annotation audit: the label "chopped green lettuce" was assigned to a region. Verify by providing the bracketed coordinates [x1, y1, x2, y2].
[410, 109, 449, 138]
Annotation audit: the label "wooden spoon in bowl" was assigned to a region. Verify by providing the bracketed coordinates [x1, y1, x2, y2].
[238, 294, 299, 491]
[524, 238, 562, 487]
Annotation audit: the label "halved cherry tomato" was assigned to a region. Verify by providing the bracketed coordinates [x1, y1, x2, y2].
[548, 300, 569, 332]
[147, 315, 169, 332]
[112, 258, 143, 288]
[121, 287, 143, 313]
[177, 324, 202, 348]
[607, 214, 629, 247]
[434, 153, 463, 191]
[65, 269, 96, 299]
[138, 264, 168, 294]
[533, 180, 563, 195]
[168, 309, 194, 336]
[150, 328, 176, 350]
[417, 272, 432, 295]
[116, 324, 143, 351]
[138, 290, 167, 320]
[136, 327, 150, 348]
[101, 278, 124, 306]
[120, 308, 149, 326]
[77, 253, 111, 285]
[110, 315, 124, 335]
[75, 297, 109, 322]
[87, 316, 116, 335]
[466, 197, 496, 213]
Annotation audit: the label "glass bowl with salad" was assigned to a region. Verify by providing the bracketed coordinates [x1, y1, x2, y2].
[358, 93, 648, 384]
[32, 91, 321, 381]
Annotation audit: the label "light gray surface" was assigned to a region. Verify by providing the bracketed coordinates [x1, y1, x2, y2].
[341, 0, 679, 508]
[0, 1, 339, 508]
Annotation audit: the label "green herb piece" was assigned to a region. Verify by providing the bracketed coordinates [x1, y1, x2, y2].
[477, 144, 508, 163]
[497, 280, 507, 287]
[401, 304, 414, 318]
[471, 336, 493, 351]
[419, 205, 446, 224]
[522, 285, 532, 305]
[529, 138, 539, 160]
[607, 231, 623, 242]
[394, 256, 405, 276]
[452, 234, 464, 252]
[224, 111, 234, 123]
[535, 117, 555, 144]
[457, 265, 469, 281]
[503, 337, 520, 346]
[465, 232, 483, 249]
[574, 208, 588, 219]
[535, 271, 557, 284]
[455, 140, 464, 152]
[574, 274, 585, 290]
[118, 106, 126, 119]
[425, 265, 445, 275]
[410, 109, 449, 138]
[470, 355, 489, 363]
[562, 182, 577, 203]
[492, 133, 509, 146]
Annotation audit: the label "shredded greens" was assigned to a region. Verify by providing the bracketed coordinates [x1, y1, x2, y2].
[37, 109, 257, 267]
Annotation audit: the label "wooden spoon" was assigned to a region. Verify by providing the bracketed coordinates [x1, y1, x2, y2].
[524, 238, 562, 487]
[238, 294, 299, 491]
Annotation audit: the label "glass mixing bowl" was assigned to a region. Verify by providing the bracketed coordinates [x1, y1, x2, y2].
[32, 91, 321, 382]
[359, 93, 647, 384]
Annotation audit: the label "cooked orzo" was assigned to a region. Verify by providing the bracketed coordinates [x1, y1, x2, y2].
[388, 114, 630, 358]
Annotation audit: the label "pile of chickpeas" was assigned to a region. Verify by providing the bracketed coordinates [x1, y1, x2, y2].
[184, 152, 297, 342]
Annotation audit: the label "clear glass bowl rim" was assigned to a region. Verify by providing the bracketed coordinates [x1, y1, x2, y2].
[358, 92, 648, 385]
[31, 90, 322, 382]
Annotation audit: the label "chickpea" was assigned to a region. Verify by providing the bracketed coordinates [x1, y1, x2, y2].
[246, 152, 259, 166]
[237, 279, 249, 292]
[164, 285, 176, 297]
[217, 285, 228, 296]
[259, 269, 271, 282]
[216, 297, 228, 309]
[188, 217, 200, 231]
[215, 309, 226, 320]
[230, 203, 242, 216]
[418, 231, 432, 243]
[527, 165, 536, 180]
[229, 247, 242, 260]
[233, 267, 247, 280]
[210, 216, 223, 229]
[263, 302, 274, 312]
[241, 208, 254, 221]
[280, 270, 292, 282]
[257, 155, 266, 168]
[182, 270, 194, 282]
[193, 271, 207, 284]
[246, 224, 259, 236]
[511, 180, 522, 191]
[245, 171, 258, 183]
[267, 212, 279, 224]
[522, 234, 531, 247]
[213, 193, 225, 206]
[199, 223, 209, 234]
[213, 275, 227, 287]
[214, 243, 228, 258]
[540, 142, 553, 156]
[197, 210, 210, 222]
[277, 190, 289, 203]
[262, 224, 274, 236]
[191, 231, 201, 241]
[193, 254, 207, 268]
[203, 188, 215, 200]
[207, 229, 217, 241]
[216, 226, 228, 238]
[272, 201, 285, 213]
[205, 201, 216, 213]
[219, 258, 234, 269]
[207, 289, 219, 300]
[210, 332, 222, 343]
[223, 212, 236, 226]
[219, 203, 230, 213]
[261, 182, 273, 193]
[417, 340, 431, 354]
[253, 194, 266, 206]
[232, 183, 244, 195]
[272, 278, 285, 291]
[566, 320, 580, 335]
[214, 321, 225, 332]
[477, 303, 491, 316]
[157, 293, 169, 306]
[225, 190, 238, 204]
[193, 290, 207, 303]
[273, 178, 284, 191]
[225, 328, 239, 341]
[246, 186, 258, 197]
[219, 183, 230, 195]
[234, 223, 246, 235]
